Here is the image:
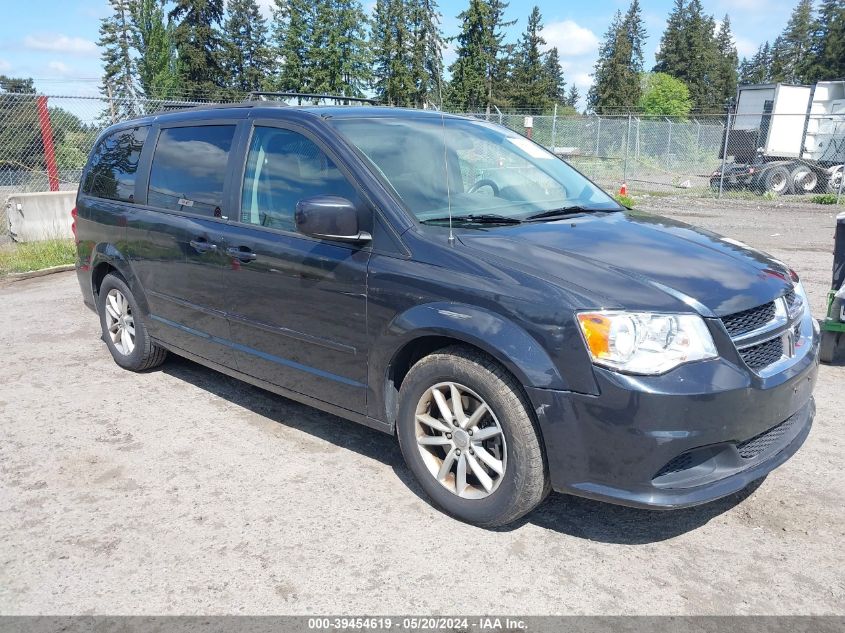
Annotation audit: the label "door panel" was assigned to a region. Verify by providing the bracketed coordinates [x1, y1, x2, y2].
[223, 124, 370, 413]
[128, 123, 238, 367]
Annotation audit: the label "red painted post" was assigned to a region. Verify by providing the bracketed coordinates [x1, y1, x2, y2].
[36, 95, 60, 192]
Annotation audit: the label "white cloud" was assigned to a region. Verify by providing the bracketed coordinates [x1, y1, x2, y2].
[0, 59, 11, 73]
[255, 0, 275, 18]
[47, 61, 72, 75]
[23, 34, 97, 56]
[734, 35, 757, 58]
[541, 20, 600, 57]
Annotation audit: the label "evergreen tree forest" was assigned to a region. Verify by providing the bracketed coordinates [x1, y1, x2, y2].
[91, 0, 845, 114]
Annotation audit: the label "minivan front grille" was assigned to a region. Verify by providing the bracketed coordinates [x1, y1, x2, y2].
[721, 301, 776, 337]
[739, 336, 784, 370]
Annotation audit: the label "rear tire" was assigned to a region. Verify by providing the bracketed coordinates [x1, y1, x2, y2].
[759, 166, 791, 196]
[819, 330, 839, 364]
[97, 273, 167, 371]
[789, 164, 819, 195]
[396, 346, 549, 527]
[827, 166, 844, 194]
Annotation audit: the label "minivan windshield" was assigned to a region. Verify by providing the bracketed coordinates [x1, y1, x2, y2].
[330, 116, 621, 223]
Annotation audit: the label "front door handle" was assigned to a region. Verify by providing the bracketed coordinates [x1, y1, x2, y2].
[226, 246, 257, 262]
[189, 238, 218, 253]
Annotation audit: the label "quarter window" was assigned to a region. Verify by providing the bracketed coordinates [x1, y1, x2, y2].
[83, 126, 149, 203]
[240, 126, 359, 232]
[148, 125, 236, 216]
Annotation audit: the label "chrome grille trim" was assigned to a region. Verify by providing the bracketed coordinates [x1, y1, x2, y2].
[721, 293, 811, 376]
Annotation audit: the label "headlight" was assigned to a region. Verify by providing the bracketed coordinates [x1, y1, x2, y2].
[576, 311, 718, 375]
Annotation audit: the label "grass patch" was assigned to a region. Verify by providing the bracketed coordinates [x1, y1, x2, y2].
[615, 193, 635, 208]
[811, 194, 844, 205]
[0, 239, 76, 276]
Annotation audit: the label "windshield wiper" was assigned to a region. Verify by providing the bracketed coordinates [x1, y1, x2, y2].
[421, 214, 523, 225]
[524, 206, 610, 222]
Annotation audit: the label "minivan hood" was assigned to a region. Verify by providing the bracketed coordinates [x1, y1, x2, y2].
[456, 211, 792, 316]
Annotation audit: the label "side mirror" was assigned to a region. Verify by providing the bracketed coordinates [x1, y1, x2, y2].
[295, 195, 371, 244]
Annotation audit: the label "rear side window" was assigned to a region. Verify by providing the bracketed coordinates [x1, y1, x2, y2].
[83, 126, 149, 202]
[147, 125, 236, 216]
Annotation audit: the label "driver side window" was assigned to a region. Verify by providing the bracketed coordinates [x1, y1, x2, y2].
[241, 126, 359, 232]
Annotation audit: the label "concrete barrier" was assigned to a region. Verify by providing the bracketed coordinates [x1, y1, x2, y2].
[4, 190, 78, 242]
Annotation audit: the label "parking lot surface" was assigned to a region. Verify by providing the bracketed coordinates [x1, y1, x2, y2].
[1, 197, 843, 615]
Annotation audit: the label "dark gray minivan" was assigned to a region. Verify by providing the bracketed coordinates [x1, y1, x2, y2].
[74, 102, 819, 526]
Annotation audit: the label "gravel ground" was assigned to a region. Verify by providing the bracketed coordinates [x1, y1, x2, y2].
[1, 197, 843, 615]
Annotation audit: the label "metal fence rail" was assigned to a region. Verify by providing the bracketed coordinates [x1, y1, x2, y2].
[1, 92, 843, 207]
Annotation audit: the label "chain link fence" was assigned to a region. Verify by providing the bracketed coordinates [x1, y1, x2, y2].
[2, 92, 844, 234]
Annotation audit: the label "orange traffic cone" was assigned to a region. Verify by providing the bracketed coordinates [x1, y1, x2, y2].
[619, 182, 628, 196]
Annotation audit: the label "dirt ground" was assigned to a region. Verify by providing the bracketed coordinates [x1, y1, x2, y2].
[1, 196, 843, 615]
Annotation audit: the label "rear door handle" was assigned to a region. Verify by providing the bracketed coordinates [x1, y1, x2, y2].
[226, 246, 257, 262]
[189, 239, 218, 253]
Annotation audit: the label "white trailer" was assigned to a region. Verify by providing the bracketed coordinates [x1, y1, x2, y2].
[716, 81, 845, 195]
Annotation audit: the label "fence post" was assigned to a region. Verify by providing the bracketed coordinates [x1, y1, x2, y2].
[838, 127, 845, 204]
[594, 116, 602, 179]
[718, 110, 733, 200]
[624, 113, 631, 185]
[695, 120, 701, 154]
[666, 118, 673, 171]
[551, 103, 557, 152]
[36, 96, 60, 193]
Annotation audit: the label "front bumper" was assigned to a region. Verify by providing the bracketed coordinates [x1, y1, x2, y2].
[527, 329, 819, 509]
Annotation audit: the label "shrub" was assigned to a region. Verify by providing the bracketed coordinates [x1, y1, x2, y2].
[811, 194, 840, 205]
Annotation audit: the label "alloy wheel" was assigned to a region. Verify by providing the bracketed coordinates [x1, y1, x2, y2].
[104, 288, 135, 355]
[414, 382, 507, 499]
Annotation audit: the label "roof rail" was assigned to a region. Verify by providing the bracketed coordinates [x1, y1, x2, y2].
[247, 92, 379, 105]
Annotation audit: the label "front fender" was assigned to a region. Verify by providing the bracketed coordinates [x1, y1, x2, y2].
[369, 302, 568, 424]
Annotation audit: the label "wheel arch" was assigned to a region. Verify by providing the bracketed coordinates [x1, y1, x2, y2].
[89, 244, 151, 316]
[371, 303, 568, 429]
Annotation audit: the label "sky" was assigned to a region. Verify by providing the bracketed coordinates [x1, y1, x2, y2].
[0, 0, 802, 106]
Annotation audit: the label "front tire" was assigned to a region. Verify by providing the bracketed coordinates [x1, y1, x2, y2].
[97, 273, 167, 371]
[820, 330, 839, 364]
[396, 346, 548, 527]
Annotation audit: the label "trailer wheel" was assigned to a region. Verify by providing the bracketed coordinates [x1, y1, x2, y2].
[827, 166, 844, 194]
[760, 166, 790, 195]
[820, 330, 839, 363]
[789, 164, 819, 195]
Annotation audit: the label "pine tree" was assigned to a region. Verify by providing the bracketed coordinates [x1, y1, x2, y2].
[99, 0, 140, 115]
[372, 0, 414, 105]
[222, 0, 272, 94]
[769, 36, 789, 82]
[130, 0, 180, 100]
[447, 0, 492, 110]
[483, 0, 515, 113]
[713, 16, 738, 108]
[803, 0, 845, 82]
[565, 84, 580, 109]
[169, 0, 226, 99]
[653, 0, 721, 111]
[653, 0, 685, 77]
[543, 47, 566, 103]
[510, 6, 548, 111]
[271, 0, 314, 92]
[780, 0, 815, 83]
[588, 0, 645, 114]
[409, 0, 445, 107]
[309, 0, 371, 97]
[739, 42, 772, 85]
